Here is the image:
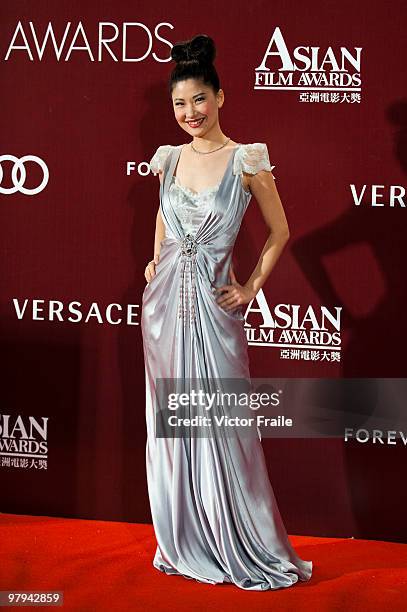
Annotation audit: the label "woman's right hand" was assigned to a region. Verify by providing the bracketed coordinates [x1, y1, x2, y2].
[144, 253, 160, 283]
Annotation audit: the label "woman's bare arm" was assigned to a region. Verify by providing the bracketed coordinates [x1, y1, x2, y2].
[154, 206, 166, 259]
[216, 169, 290, 311]
[243, 169, 290, 297]
[145, 173, 166, 283]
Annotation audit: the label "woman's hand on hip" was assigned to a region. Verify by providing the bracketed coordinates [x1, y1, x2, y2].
[145, 254, 160, 284]
[214, 267, 256, 311]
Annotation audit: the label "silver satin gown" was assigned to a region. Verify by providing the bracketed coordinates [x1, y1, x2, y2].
[141, 142, 313, 591]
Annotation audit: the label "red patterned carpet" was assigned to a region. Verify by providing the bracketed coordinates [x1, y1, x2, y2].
[0, 513, 406, 611]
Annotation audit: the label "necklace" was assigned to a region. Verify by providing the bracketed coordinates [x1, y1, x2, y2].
[190, 137, 231, 154]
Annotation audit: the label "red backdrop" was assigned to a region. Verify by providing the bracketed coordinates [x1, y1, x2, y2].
[1, 1, 406, 542]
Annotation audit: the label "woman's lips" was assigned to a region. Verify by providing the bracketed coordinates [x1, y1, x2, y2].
[187, 118, 205, 128]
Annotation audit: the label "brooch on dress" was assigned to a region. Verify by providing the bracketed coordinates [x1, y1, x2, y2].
[178, 233, 198, 324]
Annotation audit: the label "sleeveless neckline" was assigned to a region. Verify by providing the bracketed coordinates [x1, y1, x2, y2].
[171, 175, 220, 198]
[170, 143, 241, 197]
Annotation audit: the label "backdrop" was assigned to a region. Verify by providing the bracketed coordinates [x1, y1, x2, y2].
[1, 1, 406, 543]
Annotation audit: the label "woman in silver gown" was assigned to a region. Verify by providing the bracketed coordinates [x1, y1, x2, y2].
[141, 34, 313, 591]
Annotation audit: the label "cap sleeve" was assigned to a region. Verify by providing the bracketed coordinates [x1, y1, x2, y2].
[149, 144, 173, 175]
[233, 143, 275, 179]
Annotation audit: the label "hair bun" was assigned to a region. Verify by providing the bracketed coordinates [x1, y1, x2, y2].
[171, 34, 216, 66]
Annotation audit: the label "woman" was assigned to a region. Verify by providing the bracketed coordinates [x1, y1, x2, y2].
[141, 34, 313, 591]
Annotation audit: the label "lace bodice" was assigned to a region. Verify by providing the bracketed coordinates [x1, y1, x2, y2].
[149, 143, 273, 235]
[166, 177, 217, 235]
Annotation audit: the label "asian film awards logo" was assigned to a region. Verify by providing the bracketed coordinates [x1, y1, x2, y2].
[0, 414, 48, 470]
[244, 289, 342, 363]
[255, 27, 362, 104]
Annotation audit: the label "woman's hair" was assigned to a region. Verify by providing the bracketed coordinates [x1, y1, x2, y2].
[168, 34, 220, 97]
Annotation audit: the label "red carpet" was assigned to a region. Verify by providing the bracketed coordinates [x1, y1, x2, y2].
[0, 513, 406, 611]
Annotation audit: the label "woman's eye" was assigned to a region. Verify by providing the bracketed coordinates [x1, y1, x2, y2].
[175, 96, 205, 106]
[175, 97, 204, 106]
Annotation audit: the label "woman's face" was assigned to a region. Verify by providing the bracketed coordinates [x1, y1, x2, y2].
[171, 78, 222, 137]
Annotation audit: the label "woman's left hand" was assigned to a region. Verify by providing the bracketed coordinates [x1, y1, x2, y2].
[215, 266, 256, 312]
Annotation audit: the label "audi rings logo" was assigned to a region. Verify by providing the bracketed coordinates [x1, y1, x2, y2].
[0, 155, 49, 195]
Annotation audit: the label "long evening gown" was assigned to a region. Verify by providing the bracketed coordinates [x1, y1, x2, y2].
[141, 142, 313, 591]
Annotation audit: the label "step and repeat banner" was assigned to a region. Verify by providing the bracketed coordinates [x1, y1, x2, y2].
[1, 2, 406, 542]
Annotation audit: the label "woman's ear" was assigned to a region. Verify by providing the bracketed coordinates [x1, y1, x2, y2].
[216, 88, 225, 108]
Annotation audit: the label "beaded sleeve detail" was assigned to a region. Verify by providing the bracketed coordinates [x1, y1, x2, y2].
[149, 144, 173, 175]
[233, 143, 274, 179]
